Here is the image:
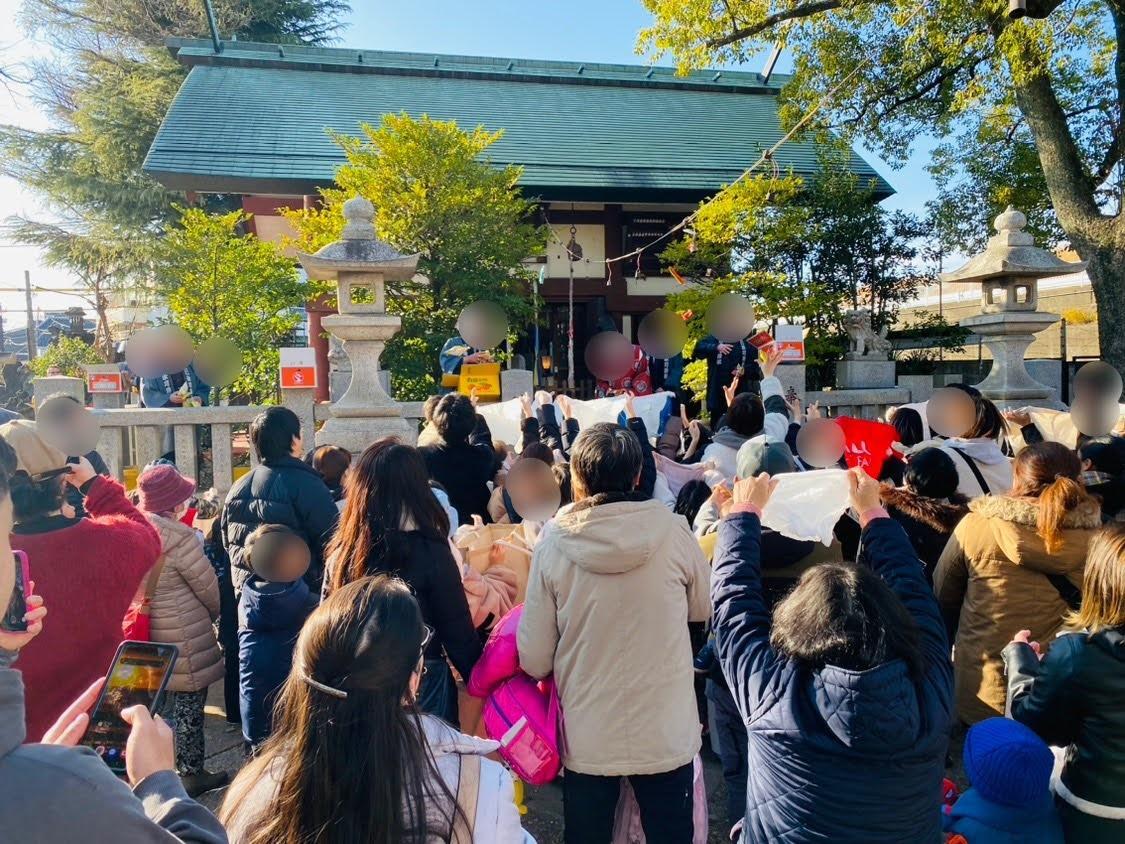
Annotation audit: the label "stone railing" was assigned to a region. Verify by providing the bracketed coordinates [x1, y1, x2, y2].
[804, 388, 911, 421]
[92, 398, 426, 499]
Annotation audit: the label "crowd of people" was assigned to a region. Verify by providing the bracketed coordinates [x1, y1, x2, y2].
[0, 347, 1123, 844]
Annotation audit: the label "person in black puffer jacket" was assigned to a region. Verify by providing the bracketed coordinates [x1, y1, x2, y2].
[880, 447, 969, 583]
[419, 394, 497, 526]
[323, 438, 481, 727]
[1004, 523, 1125, 842]
[221, 407, 338, 592]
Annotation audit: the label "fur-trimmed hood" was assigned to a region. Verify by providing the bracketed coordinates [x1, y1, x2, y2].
[880, 486, 969, 534]
[961, 493, 1102, 573]
[968, 494, 1102, 529]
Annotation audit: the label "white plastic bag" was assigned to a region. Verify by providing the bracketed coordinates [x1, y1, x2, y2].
[761, 469, 851, 546]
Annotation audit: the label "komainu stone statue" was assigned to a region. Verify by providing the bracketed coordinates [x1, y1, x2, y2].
[843, 309, 892, 360]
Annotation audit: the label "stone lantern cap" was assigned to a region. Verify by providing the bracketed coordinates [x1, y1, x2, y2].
[297, 196, 421, 282]
[939, 206, 1086, 283]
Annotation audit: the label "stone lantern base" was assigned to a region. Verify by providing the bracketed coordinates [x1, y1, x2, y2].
[960, 311, 1065, 409]
[316, 413, 416, 450]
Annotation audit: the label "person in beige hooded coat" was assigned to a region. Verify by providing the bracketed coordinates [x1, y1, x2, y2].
[518, 421, 711, 844]
[934, 442, 1101, 725]
[136, 464, 226, 797]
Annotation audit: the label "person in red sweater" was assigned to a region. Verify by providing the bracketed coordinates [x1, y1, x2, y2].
[0, 419, 161, 740]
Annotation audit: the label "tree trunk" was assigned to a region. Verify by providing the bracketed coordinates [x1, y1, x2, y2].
[1074, 238, 1125, 376]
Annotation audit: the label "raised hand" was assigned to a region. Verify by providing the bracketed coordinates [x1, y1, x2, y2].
[624, 391, 638, 421]
[762, 346, 785, 378]
[519, 392, 533, 419]
[785, 395, 804, 423]
[722, 373, 741, 408]
[556, 394, 574, 420]
[732, 474, 778, 510]
[710, 483, 733, 516]
[848, 467, 882, 514]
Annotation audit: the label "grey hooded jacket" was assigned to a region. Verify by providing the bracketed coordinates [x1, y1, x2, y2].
[0, 665, 228, 843]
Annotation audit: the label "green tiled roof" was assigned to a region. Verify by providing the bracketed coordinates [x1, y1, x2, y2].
[145, 39, 893, 202]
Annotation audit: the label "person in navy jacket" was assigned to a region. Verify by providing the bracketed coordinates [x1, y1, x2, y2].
[711, 468, 954, 843]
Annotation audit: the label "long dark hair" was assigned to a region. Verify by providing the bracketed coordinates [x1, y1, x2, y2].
[770, 562, 924, 678]
[326, 439, 450, 595]
[219, 576, 465, 844]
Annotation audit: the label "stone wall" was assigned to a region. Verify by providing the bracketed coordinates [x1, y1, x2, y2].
[897, 281, 1100, 361]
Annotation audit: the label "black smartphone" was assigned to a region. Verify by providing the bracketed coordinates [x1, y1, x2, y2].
[83, 641, 178, 775]
[1, 552, 31, 632]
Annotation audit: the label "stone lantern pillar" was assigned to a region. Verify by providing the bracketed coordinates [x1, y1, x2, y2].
[939, 207, 1085, 408]
[297, 197, 421, 449]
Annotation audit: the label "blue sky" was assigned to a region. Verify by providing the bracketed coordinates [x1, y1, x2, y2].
[0, 0, 937, 324]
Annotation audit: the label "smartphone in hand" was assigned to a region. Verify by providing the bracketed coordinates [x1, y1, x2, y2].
[1, 552, 31, 632]
[83, 641, 178, 775]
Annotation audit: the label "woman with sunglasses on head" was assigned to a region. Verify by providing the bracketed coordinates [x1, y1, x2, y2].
[323, 438, 481, 726]
[220, 575, 532, 844]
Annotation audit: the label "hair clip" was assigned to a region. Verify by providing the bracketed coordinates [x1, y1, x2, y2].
[303, 673, 348, 699]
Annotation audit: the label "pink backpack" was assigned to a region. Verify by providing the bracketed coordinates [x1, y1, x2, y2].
[468, 604, 563, 785]
[481, 673, 562, 785]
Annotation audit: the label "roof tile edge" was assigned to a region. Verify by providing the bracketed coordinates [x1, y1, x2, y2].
[164, 37, 790, 94]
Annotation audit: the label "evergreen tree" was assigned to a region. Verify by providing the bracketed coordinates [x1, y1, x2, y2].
[2, 0, 348, 349]
[285, 113, 545, 399]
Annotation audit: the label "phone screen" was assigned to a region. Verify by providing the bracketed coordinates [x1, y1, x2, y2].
[84, 641, 178, 775]
[1, 552, 29, 632]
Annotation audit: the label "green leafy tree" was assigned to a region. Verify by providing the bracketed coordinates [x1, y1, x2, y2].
[285, 113, 546, 399]
[28, 334, 104, 378]
[639, 0, 1125, 374]
[660, 147, 929, 388]
[156, 207, 309, 403]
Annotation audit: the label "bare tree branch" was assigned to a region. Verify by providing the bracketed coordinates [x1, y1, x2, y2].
[706, 1, 846, 49]
[1093, 3, 1125, 185]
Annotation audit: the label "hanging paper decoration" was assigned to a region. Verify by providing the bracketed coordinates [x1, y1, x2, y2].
[669, 267, 686, 285]
[538, 266, 546, 285]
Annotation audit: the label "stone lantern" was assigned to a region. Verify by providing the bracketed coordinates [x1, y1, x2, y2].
[297, 197, 421, 449]
[940, 207, 1085, 408]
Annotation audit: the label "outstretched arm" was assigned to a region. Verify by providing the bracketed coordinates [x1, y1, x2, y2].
[712, 475, 784, 722]
[851, 471, 953, 695]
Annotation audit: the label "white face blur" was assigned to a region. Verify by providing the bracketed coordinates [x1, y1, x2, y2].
[0, 495, 14, 603]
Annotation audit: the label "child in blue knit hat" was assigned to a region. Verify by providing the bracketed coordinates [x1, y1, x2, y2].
[943, 717, 1064, 843]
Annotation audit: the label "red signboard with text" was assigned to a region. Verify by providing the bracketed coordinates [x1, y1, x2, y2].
[279, 348, 317, 389]
[88, 371, 124, 393]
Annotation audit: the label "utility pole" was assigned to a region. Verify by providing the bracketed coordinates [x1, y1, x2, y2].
[24, 271, 37, 361]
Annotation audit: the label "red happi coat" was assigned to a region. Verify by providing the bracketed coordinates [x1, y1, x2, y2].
[596, 346, 652, 397]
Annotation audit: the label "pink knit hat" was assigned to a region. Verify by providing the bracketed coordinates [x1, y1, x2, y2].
[137, 464, 197, 515]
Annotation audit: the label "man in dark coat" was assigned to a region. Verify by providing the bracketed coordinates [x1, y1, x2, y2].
[693, 334, 763, 428]
[420, 393, 497, 525]
[221, 407, 338, 592]
[711, 473, 953, 842]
